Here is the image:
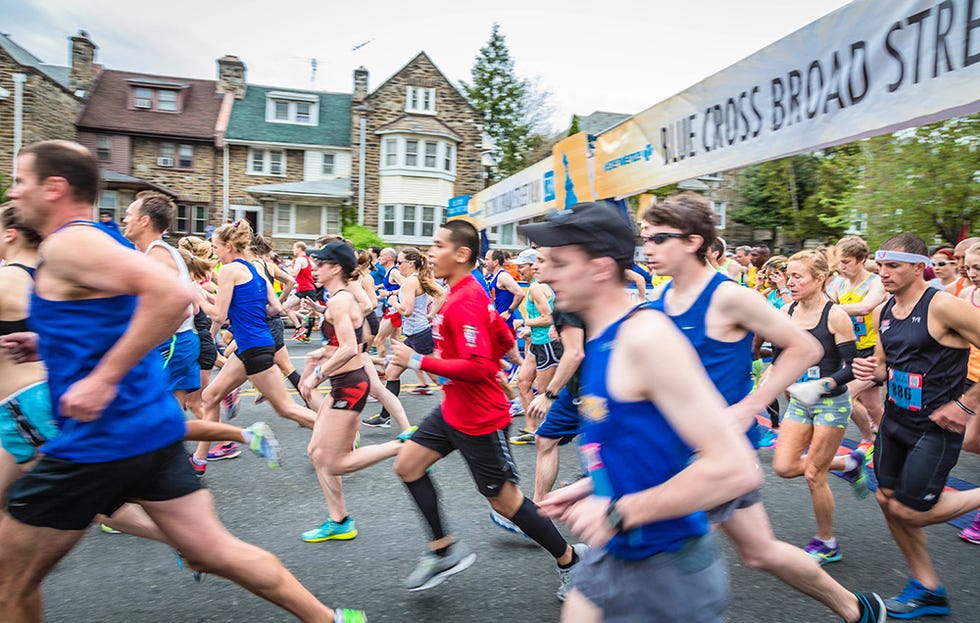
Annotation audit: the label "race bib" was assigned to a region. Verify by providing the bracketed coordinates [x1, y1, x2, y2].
[851, 315, 869, 338]
[799, 366, 821, 383]
[887, 368, 923, 411]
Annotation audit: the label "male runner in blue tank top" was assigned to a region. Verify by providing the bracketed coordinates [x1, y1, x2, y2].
[643, 192, 884, 623]
[853, 234, 980, 620]
[523, 201, 762, 623]
[484, 248, 525, 330]
[0, 141, 363, 623]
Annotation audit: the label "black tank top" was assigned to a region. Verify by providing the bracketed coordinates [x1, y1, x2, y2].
[784, 300, 846, 397]
[880, 288, 969, 427]
[0, 263, 36, 336]
[320, 290, 364, 347]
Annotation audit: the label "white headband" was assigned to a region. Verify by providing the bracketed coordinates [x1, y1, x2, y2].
[875, 250, 932, 266]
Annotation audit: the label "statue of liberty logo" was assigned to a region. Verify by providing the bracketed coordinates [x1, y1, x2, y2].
[561, 152, 578, 208]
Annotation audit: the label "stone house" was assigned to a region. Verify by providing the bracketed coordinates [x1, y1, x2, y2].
[0, 31, 96, 180]
[75, 61, 233, 229]
[351, 52, 485, 247]
[221, 53, 352, 249]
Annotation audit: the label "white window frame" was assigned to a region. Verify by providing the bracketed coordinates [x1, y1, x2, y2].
[378, 134, 457, 181]
[247, 148, 287, 176]
[405, 86, 436, 114]
[321, 153, 335, 177]
[265, 93, 319, 125]
[96, 136, 111, 161]
[133, 87, 152, 108]
[710, 200, 727, 229]
[99, 190, 118, 210]
[273, 203, 340, 239]
[177, 144, 194, 169]
[378, 204, 444, 243]
[157, 89, 178, 111]
[230, 205, 262, 237]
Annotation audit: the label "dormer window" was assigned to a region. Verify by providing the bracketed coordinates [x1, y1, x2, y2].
[133, 87, 153, 109]
[406, 86, 436, 114]
[158, 90, 178, 111]
[265, 92, 318, 125]
[128, 79, 189, 112]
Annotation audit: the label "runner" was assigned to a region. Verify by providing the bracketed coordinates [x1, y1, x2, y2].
[523, 201, 762, 623]
[389, 220, 585, 600]
[946, 237, 980, 296]
[283, 242, 317, 341]
[772, 248, 870, 565]
[831, 235, 886, 451]
[642, 193, 884, 623]
[0, 140, 363, 622]
[853, 234, 980, 619]
[300, 242, 410, 543]
[956, 241, 980, 542]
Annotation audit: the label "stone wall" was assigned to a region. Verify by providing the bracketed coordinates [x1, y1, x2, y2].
[0, 48, 79, 177]
[130, 137, 221, 206]
[351, 54, 484, 233]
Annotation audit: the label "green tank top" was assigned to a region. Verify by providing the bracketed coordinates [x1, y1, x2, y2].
[526, 281, 555, 345]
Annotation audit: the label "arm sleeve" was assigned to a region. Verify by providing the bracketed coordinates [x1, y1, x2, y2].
[420, 353, 499, 382]
[829, 340, 857, 387]
[419, 293, 501, 383]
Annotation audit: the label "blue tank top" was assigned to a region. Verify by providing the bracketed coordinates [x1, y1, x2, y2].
[383, 266, 401, 293]
[489, 270, 516, 323]
[29, 221, 186, 462]
[228, 258, 274, 352]
[579, 304, 708, 560]
[880, 287, 969, 428]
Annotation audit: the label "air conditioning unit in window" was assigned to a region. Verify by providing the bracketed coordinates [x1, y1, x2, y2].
[134, 98, 152, 109]
[157, 157, 174, 167]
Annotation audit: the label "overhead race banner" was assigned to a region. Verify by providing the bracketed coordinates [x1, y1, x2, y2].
[446, 194, 471, 219]
[595, 0, 980, 198]
[552, 132, 595, 208]
[478, 158, 556, 229]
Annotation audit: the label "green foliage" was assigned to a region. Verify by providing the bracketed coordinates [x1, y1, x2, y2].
[854, 114, 979, 247]
[461, 24, 536, 180]
[342, 224, 387, 250]
[0, 173, 9, 203]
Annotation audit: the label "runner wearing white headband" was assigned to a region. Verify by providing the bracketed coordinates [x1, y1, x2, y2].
[874, 250, 932, 266]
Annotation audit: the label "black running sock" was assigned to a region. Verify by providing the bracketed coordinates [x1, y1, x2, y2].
[404, 473, 446, 542]
[434, 545, 451, 558]
[378, 379, 401, 419]
[287, 370, 302, 392]
[508, 496, 569, 560]
[768, 401, 780, 429]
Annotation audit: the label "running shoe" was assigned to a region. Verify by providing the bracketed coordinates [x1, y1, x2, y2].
[245, 421, 281, 469]
[403, 541, 477, 591]
[298, 334, 311, 343]
[188, 455, 207, 477]
[291, 327, 306, 341]
[556, 543, 589, 601]
[361, 413, 391, 428]
[397, 426, 418, 443]
[366, 395, 379, 403]
[884, 579, 950, 619]
[509, 401, 525, 418]
[803, 537, 842, 565]
[490, 510, 526, 537]
[757, 427, 778, 448]
[509, 432, 536, 445]
[857, 440, 875, 462]
[221, 389, 240, 420]
[174, 550, 205, 583]
[839, 449, 872, 499]
[333, 608, 366, 623]
[207, 442, 242, 461]
[254, 392, 267, 405]
[409, 385, 432, 396]
[100, 524, 121, 534]
[958, 514, 980, 544]
[353, 431, 361, 451]
[854, 592, 886, 623]
[301, 517, 358, 542]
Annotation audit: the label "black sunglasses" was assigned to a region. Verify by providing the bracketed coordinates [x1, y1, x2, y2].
[642, 232, 687, 245]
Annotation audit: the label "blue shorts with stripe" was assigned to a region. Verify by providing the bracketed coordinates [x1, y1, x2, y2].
[158, 330, 201, 393]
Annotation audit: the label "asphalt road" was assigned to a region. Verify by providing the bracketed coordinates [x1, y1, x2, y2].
[41, 341, 980, 622]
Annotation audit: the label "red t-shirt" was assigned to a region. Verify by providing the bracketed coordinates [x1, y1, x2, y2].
[421, 274, 512, 435]
[295, 256, 315, 292]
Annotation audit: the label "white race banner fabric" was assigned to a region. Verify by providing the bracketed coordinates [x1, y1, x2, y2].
[595, 0, 980, 198]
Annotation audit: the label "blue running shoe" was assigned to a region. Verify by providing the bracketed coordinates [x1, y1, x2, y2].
[245, 421, 281, 469]
[804, 537, 842, 565]
[884, 579, 950, 619]
[853, 592, 886, 623]
[757, 427, 778, 448]
[490, 510, 527, 537]
[302, 517, 358, 542]
[840, 449, 872, 499]
[397, 425, 418, 443]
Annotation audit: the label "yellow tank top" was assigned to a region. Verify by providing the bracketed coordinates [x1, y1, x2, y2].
[747, 266, 758, 289]
[836, 274, 877, 350]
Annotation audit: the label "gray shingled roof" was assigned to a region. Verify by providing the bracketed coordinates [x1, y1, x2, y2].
[0, 33, 72, 90]
[245, 178, 351, 198]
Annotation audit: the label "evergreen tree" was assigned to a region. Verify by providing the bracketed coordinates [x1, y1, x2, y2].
[461, 24, 535, 180]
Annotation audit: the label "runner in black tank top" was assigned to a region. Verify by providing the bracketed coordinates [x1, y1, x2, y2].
[852, 235, 980, 618]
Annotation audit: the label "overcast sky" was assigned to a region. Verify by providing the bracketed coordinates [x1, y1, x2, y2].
[2, 0, 852, 131]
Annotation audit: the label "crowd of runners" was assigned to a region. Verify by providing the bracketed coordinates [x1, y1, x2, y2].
[0, 140, 978, 622]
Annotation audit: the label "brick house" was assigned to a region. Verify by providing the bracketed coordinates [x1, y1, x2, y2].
[75, 62, 232, 229]
[0, 31, 96, 179]
[220, 53, 353, 250]
[351, 52, 485, 247]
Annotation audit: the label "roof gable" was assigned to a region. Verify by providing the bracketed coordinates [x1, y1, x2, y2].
[76, 69, 224, 140]
[225, 85, 351, 147]
[0, 33, 74, 92]
[365, 51, 477, 114]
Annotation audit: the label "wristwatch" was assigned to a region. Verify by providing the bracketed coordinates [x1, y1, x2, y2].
[606, 497, 625, 532]
[544, 389, 558, 400]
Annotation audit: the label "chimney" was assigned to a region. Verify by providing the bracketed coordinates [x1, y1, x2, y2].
[69, 30, 97, 97]
[216, 55, 247, 99]
[353, 66, 368, 102]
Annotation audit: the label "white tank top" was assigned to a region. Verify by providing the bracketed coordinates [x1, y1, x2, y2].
[146, 239, 196, 334]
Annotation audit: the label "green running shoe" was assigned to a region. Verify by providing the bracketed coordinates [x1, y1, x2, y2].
[302, 517, 358, 543]
[334, 608, 367, 623]
[245, 421, 281, 469]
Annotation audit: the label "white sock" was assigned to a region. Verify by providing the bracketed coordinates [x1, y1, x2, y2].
[819, 537, 838, 549]
[241, 429, 254, 445]
[843, 453, 859, 472]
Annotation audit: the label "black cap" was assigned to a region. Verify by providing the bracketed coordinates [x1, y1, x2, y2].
[519, 202, 636, 267]
[308, 241, 357, 273]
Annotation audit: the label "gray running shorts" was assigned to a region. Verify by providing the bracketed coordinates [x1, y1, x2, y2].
[572, 532, 728, 622]
[706, 487, 764, 524]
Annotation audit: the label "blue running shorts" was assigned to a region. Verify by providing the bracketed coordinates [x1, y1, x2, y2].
[0, 381, 60, 464]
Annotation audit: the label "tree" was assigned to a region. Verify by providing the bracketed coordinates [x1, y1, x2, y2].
[461, 24, 537, 180]
[567, 115, 580, 136]
[342, 224, 387, 250]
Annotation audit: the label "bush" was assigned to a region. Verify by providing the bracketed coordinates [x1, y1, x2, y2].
[342, 224, 387, 250]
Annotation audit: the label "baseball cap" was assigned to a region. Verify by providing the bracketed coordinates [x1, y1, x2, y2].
[519, 202, 636, 267]
[308, 241, 356, 273]
[514, 248, 539, 265]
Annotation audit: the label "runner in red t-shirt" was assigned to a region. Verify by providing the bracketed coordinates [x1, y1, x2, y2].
[390, 220, 585, 599]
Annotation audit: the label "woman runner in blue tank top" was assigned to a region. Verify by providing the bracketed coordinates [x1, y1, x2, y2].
[197, 221, 317, 440]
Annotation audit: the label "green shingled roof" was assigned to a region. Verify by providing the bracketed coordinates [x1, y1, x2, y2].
[226, 85, 351, 146]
